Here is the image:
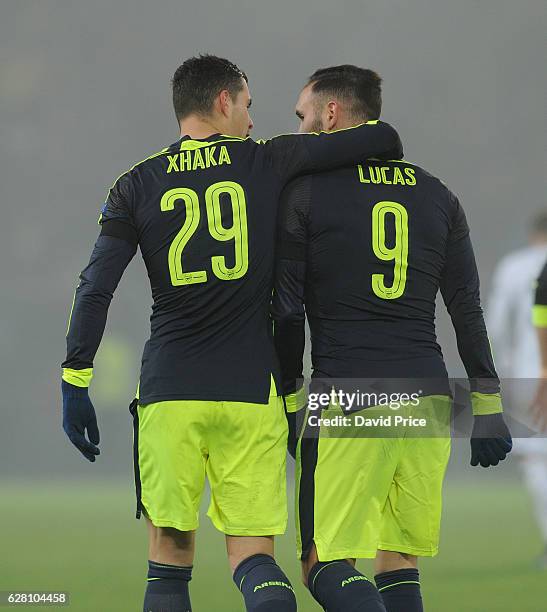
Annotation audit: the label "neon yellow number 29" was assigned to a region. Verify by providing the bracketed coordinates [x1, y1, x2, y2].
[371, 200, 408, 299]
[160, 181, 248, 286]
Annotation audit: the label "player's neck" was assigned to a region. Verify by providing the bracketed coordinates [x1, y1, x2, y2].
[327, 113, 370, 133]
[179, 116, 224, 140]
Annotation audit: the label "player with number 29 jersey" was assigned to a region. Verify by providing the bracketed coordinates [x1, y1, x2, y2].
[61, 122, 402, 539]
[64, 126, 401, 406]
[59, 54, 405, 612]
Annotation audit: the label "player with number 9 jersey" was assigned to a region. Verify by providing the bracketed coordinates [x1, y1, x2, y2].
[272, 67, 506, 608]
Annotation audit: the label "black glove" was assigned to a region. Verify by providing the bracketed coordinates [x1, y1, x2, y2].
[470, 413, 512, 468]
[62, 380, 100, 462]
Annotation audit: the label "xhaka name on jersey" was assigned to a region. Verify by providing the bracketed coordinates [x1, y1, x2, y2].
[166, 145, 232, 173]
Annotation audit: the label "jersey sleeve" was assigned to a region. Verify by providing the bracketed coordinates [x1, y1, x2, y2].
[263, 121, 403, 184]
[61, 235, 136, 384]
[439, 192, 502, 415]
[533, 261, 547, 327]
[98, 172, 138, 243]
[62, 174, 138, 386]
[271, 175, 312, 410]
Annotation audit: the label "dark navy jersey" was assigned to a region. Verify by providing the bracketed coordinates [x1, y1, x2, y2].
[62, 124, 403, 404]
[272, 159, 500, 398]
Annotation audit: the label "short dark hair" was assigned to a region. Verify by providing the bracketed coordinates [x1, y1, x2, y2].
[172, 54, 248, 122]
[307, 65, 382, 121]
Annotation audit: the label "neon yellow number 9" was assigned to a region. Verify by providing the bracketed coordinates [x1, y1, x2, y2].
[205, 181, 249, 280]
[371, 200, 408, 299]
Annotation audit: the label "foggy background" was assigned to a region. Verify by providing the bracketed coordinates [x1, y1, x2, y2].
[1, 1, 546, 610]
[2, 0, 545, 477]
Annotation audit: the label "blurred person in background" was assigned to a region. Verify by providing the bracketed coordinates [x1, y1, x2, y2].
[487, 210, 547, 568]
[532, 260, 547, 433]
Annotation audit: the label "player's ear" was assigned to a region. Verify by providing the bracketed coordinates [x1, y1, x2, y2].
[218, 89, 232, 118]
[325, 100, 339, 131]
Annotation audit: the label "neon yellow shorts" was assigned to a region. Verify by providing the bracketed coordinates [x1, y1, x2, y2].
[131, 392, 288, 536]
[295, 395, 452, 560]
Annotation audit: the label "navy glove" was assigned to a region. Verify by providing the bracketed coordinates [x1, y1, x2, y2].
[470, 413, 512, 468]
[62, 380, 101, 462]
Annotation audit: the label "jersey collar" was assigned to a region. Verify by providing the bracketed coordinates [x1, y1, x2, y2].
[179, 133, 222, 144]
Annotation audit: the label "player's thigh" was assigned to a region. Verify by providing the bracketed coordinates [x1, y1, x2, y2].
[378, 438, 450, 557]
[136, 400, 209, 531]
[296, 423, 398, 562]
[379, 396, 451, 557]
[206, 394, 288, 536]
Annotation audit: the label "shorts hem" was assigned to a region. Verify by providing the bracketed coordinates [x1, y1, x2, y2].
[146, 516, 199, 532]
[223, 528, 287, 536]
[210, 517, 287, 537]
[315, 546, 378, 561]
[310, 542, 439, 560]
[378, 542, 439, 557]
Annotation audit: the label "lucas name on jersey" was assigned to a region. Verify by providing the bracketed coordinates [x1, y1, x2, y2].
[358, 164, 416, 186]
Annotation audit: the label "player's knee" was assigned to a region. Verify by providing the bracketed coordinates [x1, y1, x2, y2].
[226, 535, 274, 573]
[301, 543, 319, 587]
[301, 559, 313, 587]
[375, 549, 417, 574]
[229, 550, 261, 575]
[308, 560, 385, 611]
[147, 523, 195, 566]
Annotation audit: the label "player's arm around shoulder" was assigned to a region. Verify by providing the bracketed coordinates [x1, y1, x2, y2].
[260, 120, 403, 184]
